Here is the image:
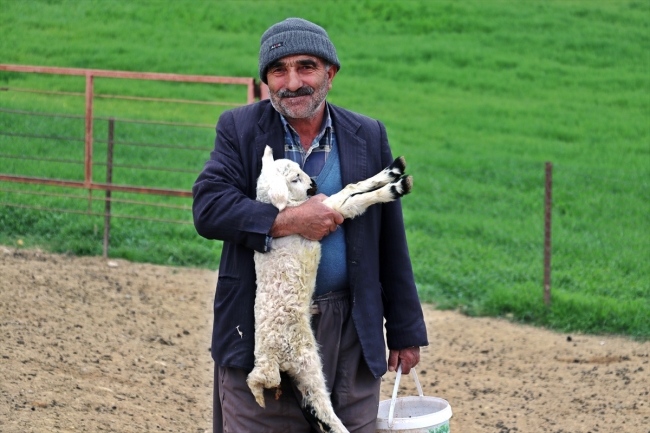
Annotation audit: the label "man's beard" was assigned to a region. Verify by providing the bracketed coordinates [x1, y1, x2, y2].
[269, 74, 329, 120]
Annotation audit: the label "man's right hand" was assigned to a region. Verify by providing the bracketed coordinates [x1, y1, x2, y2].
[270, 194, 344, 240]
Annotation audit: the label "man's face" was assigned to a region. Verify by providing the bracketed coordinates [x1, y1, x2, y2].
[266, 55, 337, 120]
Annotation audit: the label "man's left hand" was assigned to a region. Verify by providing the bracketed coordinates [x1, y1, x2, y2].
[388, 347, 420, 374]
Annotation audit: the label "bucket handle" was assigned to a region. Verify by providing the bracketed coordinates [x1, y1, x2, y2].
[388, 363, 424, 428]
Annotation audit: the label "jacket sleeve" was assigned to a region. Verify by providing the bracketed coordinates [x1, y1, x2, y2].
[192, 110, 278, 253]
[377, 120, 429, 350]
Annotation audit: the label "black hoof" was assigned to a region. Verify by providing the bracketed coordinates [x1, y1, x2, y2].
[390, 175, 413, 198]
[387, 156, 406, 178]
[401, 175, 413, 194]
[303, 403, 334, 432]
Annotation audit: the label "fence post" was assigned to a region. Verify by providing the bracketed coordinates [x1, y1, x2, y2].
[544, 162, 553, 306]
[85, 72, 95, 213]
[103, 117, 115, 258]
[84, 72, 94, 187]
[260, 82, 269, 100]
[247, 78, 255, 104]
[254, 80, 270, 101]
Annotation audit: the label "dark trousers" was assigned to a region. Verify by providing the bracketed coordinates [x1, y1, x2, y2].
[213, 291, 381, 433]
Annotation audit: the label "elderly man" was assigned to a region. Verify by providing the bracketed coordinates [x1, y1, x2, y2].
[193, 17, 428, 433]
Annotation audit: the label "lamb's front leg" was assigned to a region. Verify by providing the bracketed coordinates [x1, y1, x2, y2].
[325, 174, 413, 219]
[328, 156, 406, 203]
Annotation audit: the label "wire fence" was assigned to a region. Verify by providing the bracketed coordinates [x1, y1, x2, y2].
[0, 109, 211, 253]
[0, 106, 212, 194]
[1, 85, 248, 107]
[0, 64, 269, 256]
[1, 64, 647, 304]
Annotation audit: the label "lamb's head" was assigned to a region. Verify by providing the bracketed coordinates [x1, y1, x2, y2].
[256, 146, 317, 211]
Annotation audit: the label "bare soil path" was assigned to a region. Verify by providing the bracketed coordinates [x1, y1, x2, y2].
[1, 248, 648, 432]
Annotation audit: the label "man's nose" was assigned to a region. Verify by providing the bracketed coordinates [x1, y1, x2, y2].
[285, 68, 303, 91]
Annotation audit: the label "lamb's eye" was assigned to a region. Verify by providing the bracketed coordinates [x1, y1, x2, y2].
[291, 177, 300, 183]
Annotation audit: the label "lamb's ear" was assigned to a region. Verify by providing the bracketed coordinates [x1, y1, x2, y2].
[267, 176, 288, 211]
[261, 145, 275, 170]
[260, 146, 288, 210]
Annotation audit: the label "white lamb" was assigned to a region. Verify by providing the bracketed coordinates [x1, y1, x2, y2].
[247, 146, 412, 433]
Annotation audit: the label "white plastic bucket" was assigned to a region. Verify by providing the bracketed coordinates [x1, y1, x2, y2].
[376, 365, 452, 433]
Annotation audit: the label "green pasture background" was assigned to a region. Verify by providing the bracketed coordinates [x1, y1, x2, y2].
[0, 0, 648, 338]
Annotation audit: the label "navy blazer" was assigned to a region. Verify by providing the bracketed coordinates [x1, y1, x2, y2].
[192, 100, 428, 378]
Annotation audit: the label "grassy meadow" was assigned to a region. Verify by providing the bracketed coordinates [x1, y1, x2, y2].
[0, 0, 648, 338]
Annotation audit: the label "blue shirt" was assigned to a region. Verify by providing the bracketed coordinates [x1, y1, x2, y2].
[274, 103, 349, 294]
[279, 104, 334, 178]
[264, 105, 334, 252]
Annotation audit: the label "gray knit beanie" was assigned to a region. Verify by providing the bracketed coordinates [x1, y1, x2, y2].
[259, 18, 340, 84]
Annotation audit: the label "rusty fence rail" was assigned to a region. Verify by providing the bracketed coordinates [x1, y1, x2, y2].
[0, 110, 209, 256]
[0, 64, 563, 305]
[0, 64, 269, 256]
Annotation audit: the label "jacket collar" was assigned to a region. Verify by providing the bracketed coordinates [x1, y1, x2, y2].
[329, 103, 367, 186]
[255, 100, 368, 185]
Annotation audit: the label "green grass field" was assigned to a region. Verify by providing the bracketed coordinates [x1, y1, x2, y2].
[1, 0, 648, 338]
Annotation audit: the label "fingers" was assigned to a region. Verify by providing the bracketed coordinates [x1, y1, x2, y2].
[270, 195, 342, 239]
[304, 219, 338, 241]
[309, 196, 343, 225]
[388, 347, 421, 374]
[399, 347, 420, 374]
[299, 196, 343, 240]
[388, 350, 399, 372]
[267, 194, 343, 241]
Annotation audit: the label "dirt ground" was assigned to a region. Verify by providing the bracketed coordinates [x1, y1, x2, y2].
[1, 247, 648, 433]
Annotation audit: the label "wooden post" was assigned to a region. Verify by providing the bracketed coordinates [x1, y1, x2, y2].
[103, 118, 114, 258]
[544, 162, 553, 306]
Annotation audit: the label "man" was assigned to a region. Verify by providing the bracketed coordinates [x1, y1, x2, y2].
[193, 17, 428, 433]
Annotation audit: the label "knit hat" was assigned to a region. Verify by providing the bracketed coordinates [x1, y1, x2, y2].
[259, 18, 340, 84]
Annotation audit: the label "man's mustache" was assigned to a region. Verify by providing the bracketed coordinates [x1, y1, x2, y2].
[277, 86, 315, 98]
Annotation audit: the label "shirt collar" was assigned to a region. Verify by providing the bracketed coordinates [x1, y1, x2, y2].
[279, 102, 333, 140]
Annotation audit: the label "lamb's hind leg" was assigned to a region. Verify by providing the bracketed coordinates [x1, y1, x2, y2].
[246, 358, 281, 408]
[287, 357, 349, 433]
[294, 369, 349, 433]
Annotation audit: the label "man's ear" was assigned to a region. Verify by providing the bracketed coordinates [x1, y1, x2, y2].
[327, 65, 338, 89]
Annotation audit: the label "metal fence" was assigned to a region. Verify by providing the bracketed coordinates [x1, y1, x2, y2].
[0, 63, 269, 256]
